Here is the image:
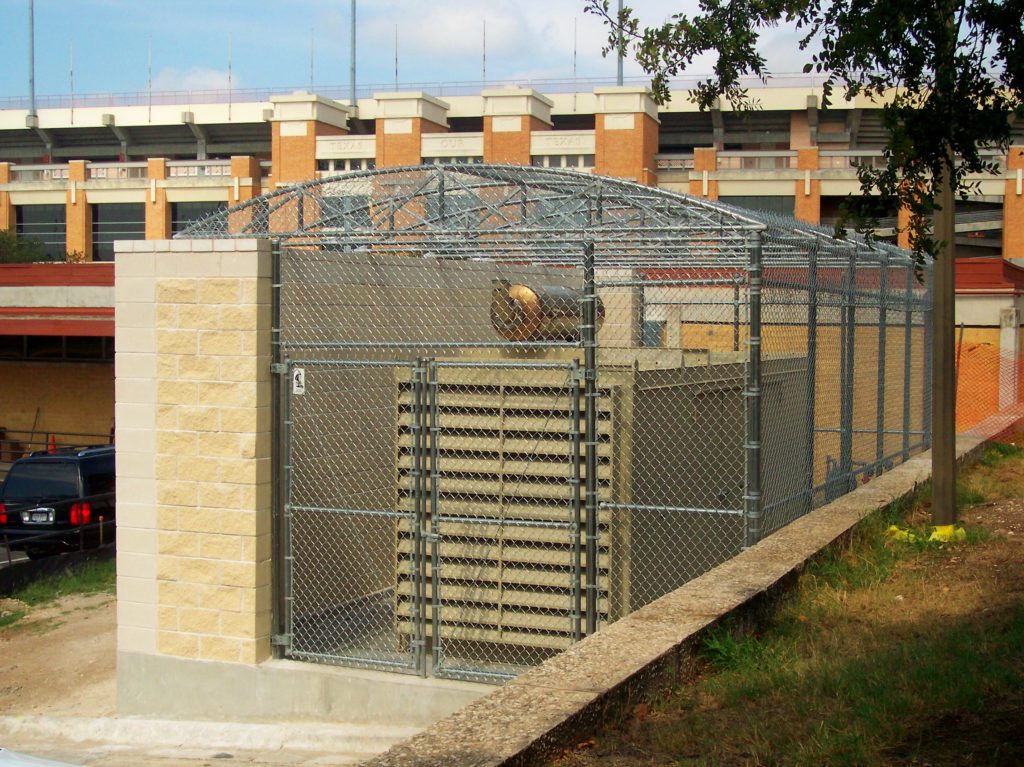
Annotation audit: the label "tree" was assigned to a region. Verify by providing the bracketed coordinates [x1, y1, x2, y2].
[0, 230, 45, 264]
[585, 0, 1023, 528]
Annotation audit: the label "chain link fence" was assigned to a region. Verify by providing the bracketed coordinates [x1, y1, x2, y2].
[180, 164, 934, 682]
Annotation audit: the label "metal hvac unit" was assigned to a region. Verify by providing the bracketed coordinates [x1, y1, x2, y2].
[392, 351, 808, 672]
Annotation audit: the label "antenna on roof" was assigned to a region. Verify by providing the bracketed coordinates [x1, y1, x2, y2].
[309, 27, 315, 91]
[394, 24, 398, 90]
[573, 17, 578, 112]
[147, 37, 153, 122]
[69, 42, 74, 126]
[482, 19, 487, 84]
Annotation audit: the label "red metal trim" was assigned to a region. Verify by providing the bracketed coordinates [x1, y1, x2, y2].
[0, 307, 114, 317]
[0, 318, 114, 337]
[0, 263, 114, 287]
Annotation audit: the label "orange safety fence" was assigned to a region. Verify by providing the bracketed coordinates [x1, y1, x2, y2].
[955, 342, 1023, 433]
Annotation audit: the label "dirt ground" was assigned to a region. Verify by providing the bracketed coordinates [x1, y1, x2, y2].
[0, 592, 116, 718]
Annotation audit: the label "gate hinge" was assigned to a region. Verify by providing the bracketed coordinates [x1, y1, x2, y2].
[270, 362, 289, 375]
[271, 633, 292, 648]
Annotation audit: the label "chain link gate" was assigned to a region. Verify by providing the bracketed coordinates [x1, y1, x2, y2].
[279, 354, 587, 681]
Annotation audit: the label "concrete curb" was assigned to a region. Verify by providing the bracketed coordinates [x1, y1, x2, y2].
[363, 406, 1024, 767]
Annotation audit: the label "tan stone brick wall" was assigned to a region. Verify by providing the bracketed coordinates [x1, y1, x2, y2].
[0, 360, 113, 442]
[115, 238, 273, 665]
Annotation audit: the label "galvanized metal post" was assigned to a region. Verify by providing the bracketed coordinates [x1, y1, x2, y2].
[428, 360, 440, 672]
[743, 233, 763, 549]
[582, 243, 599, 636]
[733, 277, 741, 352]
[922, 266, 934, 450]
[902, 262, 914, 461]
[803, 240, 818, 513]
[411, 357, 427, 676]
[270, 243, 292, 656]
[839, 247, 856, 489]
[570, 359, 583, 643]
[875, 254, 888, 468]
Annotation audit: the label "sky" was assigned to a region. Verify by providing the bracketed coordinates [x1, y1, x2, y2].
[0, 1, 809, 102]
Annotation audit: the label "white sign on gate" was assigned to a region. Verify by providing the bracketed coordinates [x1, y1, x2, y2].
[292, 367, 306, 395]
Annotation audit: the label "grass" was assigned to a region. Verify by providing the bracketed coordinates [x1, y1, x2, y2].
[552, 436, 1024, 767]
[6, 557, 116, 609]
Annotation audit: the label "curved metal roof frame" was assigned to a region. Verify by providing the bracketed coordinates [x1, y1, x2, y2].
[177, 163, 916, 269]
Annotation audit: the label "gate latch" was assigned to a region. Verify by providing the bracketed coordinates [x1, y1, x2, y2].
[270, 363, 288, 375]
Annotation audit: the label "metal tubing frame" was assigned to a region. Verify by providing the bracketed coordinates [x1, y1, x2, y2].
[743, 233, 763, 549]
[428, 360, 441, 674]
[838, 247, 857, 489]
[804, 241, 818, 515]
[902, 262, 914, 461]
[270, 243, 292, 656]
[875, 254, 889, 466]
[571, 359, 583, 642]
[582, 242, 599, 636]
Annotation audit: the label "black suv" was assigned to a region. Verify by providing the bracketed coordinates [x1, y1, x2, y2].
[0, 446, 115, 559]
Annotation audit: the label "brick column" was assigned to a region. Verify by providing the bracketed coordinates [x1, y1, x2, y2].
[689, 148, 719, 200]
[374, 92, 450, 168]
[794, 147, 821, 225]
[897, 205, 913, 250]
[145, 159, 171, 240]
[482, 88, 552, 165]
[66, 160, 92, 262]
[115, 238, 273, 670]
[269, 93, 350, 186]
[1004, 145, 1024, 260]
[594, 86, 660, 186]
[228, 156, 263, 235]
[0, 163, 14, 232]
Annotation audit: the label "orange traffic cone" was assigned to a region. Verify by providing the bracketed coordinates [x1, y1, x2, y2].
[47, 434, 57, 454]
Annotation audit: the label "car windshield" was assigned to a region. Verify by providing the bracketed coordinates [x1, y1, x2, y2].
[1, 462, 80, 501]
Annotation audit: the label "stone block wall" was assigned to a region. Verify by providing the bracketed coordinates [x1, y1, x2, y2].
[115, 238, 273, 668]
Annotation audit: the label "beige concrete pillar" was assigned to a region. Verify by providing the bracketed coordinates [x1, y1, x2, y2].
[66, 160, 92, 262]
[1000, 307, 1020, 409]
[145, 159, 171, 240]
[794, 147, 821, 225]
[115, 238, 273, 675]
[1004, 146, 1024, 260]
[689, 148, 719, 200]
[269, 93, 350, 186]
[594, 86, 660, 186]
[373, 92, 450, 168]
[0, 163, 14, 233]
[482, 88, 552, 165]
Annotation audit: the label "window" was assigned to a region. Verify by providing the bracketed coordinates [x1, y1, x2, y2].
[15, 204, 66, 261]
[719, 196, 796, 217]
[528, 155, 594, 171]
[0, 336, 113, 363]
[171, 201, 228, 234]
[317, 158, 376, 174]
[641, 321, 666, 348]
[91, 203, 145, 262]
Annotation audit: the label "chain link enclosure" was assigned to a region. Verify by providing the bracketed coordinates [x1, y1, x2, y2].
[179, 164, 932, 682]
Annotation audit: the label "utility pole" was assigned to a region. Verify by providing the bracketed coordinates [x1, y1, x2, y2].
[349, 0, 356, 108]
[616, 0, 624, 85]
[27, 0, 37, 124]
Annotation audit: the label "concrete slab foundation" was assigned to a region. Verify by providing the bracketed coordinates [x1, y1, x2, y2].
[117, 651, 488, 727]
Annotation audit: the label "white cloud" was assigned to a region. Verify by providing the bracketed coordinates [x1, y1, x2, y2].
[151, 67, 237, 93]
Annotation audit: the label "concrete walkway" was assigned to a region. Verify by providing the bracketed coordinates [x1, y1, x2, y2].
[0, 716, 420, 766]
